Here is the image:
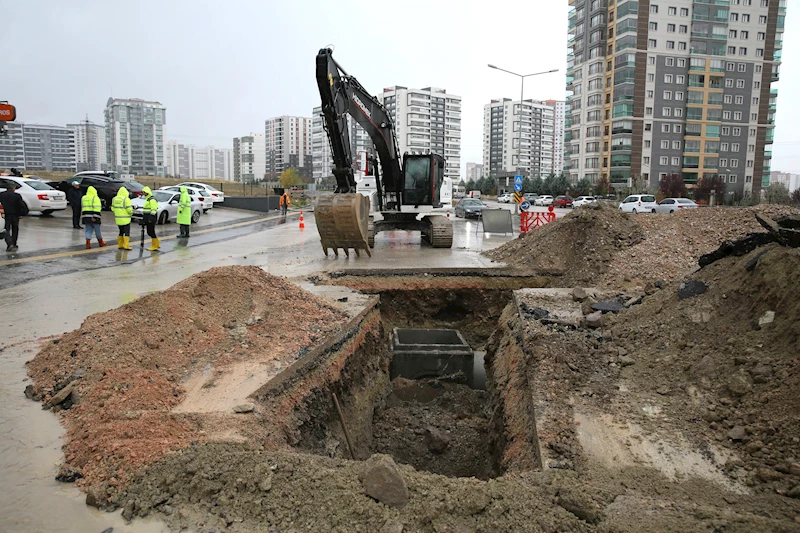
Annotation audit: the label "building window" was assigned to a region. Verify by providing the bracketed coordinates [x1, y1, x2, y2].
[759, 15, 767, 24]
[730, 30, 738, 38]
[664, 74, 673, 83]
[647, 90, 654, 98]
[739, 47, 747, 56]
[649, 39, 657, 48]
[675, 91, 685, 101]
[734, 111, 743, 120]
[645, 140, 652, 148]
[648, 73, 655, 82]
[738, 63, 746, 72]
[666, 57, 675, 66]
[669, 6, 677, 15]
[667, 41, 675, 49]
[660, 156, 669, 165]
[720, 158, 728, 167]
[755, 65, 762, 73]
[721, 142, 729, 151]
[729, 175, 737, 183]
[646, 123, 652, 131]
[663, 107, 672, 116]
[728, 46, 737, 55]
[730, 13, 739, 22]
[752, 97, 760, 105]
[663, 90, 673, 100]
[668, 24, 676, 32]
[678, 42, 687, 50]
[741, 30, 749, 40]
[748, 144, 755, 152]
[747, 160, 754, 168]
[650, 22, 658, 30]
[648, 56, 656, 65]
[723, 111, 731, 120]
[646, 106, 653, 115]
[731, 160, 739, 167]
[680, 25, 688, 34]
[677, 58, 686, 67]
[751, 113, 758, 121]
[732, 143, 740, 152]
[672, 141, 681, 150]
[651, 5, 658, 13]
[675, 124, 682, 133]
[676, 75, 685, 84]
[726, 79, 734, 88]
[735, 95, 744, 104]
[754, 81, 761, 89]
[671, 157, 681, 166]
[644, 157, 650, 165]
[662, 124, 671, 133]
[749, 128, 755, 136]
[681, 7, 689, 16]
[756, 49, 764, 57]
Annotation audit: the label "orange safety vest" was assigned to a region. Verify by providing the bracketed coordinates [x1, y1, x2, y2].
[280, 193, 289, 206]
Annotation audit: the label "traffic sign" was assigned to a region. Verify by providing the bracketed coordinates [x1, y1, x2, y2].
[513, 192, 522, 203]
[520, 200, 531, 211]
[0, 103, 16, 122]
[514, 175, 523, 192]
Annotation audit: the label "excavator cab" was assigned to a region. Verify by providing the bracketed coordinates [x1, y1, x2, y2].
[401, 154, 445, 208]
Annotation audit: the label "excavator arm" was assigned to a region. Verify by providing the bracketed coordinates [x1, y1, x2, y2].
[315, 48, 402, 210]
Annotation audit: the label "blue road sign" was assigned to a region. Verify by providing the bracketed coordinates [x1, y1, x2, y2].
[520, 200, 531, 211]
[514, 175, 523, 192]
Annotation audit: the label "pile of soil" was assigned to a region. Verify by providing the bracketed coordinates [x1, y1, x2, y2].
[604, 244, 800, 492]
[487, 203, 645, 284]
[371, 377, 493, 479]
[487, 203, 800, 287]
[26, 266, 347, 495]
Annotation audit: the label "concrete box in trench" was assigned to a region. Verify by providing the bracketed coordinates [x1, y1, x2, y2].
[389, 328, 475, 388]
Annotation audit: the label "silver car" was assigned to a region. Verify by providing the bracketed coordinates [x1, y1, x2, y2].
[131, 190, 202, 224]
[654, 198, 699, 214]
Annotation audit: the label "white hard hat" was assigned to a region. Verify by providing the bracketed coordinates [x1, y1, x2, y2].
[72, 181, 79, 185]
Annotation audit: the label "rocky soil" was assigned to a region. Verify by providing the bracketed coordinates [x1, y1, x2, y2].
[487, 203, 800, 287]
[26, 266, 347, 498]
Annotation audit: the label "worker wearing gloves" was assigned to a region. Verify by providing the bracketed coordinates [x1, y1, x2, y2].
[111, 186, 133, 250]
[177, 186, 192, 238]
[142, 187, 160, 251]
[81, 186, 106, 249]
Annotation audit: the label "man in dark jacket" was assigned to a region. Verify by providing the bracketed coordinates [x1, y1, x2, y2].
[0, 181, 29, 251]
[66, 181, 83, 229]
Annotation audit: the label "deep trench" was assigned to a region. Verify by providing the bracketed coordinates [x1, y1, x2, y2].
[295, 286, 516, 480]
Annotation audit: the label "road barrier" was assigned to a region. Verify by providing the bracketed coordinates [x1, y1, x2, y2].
[520, 207, 556, 233]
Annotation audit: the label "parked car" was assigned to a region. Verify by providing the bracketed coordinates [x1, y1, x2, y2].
[552, 195, 574, 208]
[497, 193, 512, 203]
[468, 190, 482, 199]
[0, 176, 67, 215]
[654, 197, 699, 214]
[159, 186, 213, 212]
[534, 195, 554, 206]
[131, 190, 202, 225]
[177, 182, 225, 204]
[619, 194, 657, 214]
[454, 198, 489, 219]
[50, 174, 146, 210]
[572, 196, 597, 208]
[523, 193, 539, 202]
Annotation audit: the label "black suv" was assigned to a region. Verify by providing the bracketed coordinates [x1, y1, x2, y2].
[51, 174, 146, 210]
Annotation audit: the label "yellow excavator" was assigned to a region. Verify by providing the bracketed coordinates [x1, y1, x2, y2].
[315, 48, 453, 257]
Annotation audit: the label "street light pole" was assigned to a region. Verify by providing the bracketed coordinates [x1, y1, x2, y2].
[488, 64, 559, 214]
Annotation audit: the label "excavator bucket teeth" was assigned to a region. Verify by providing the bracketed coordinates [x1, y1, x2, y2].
[315, 193, 372, 257]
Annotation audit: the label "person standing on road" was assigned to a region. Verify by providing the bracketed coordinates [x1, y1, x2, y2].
[177, 186, 192, 238]
[142, 187, 160, 251]
[81, 186, 106, 249]
[111, 186, 133, 250]
[66, 181, 83, 229]
[0, 181, 29, 252]
[280, 190, 290, 216]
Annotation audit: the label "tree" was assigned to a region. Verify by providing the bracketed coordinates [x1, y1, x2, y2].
[522, 177, 534, 194]
[550, 174, 571, 196]
[630, 173, 646, 192]
[542, 174, 555, 196]
[791, 189, 800, 206]
[765, 183, 791, 205]
[594, 174, 611, 196]
[573, 177, 594, 196]
[530, 176, 544, 195]
[465, 179, 476, 192]
[694, 174, 726, 204]
[279, 168, 302, 189]
[658, 173, 687, 199]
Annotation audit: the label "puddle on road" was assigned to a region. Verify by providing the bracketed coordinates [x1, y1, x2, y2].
[0, 341, 169, 533]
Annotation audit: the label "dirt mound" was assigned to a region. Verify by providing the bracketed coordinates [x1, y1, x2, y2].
[604, 244, 800, 493]
[604, 204, 800, 286]
[26, 266, 347, 495]
[488, 203, 800, 288]
[487, 203, 644, 284]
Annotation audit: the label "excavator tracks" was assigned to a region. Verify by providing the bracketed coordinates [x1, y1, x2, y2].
[422, 215, 454, 249]
[315, 193, 372, 257]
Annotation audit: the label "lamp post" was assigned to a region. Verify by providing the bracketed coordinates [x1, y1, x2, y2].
[488, 64, 559, 214]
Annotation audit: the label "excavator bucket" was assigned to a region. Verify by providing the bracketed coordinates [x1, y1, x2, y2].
[315, 193, 372, 257]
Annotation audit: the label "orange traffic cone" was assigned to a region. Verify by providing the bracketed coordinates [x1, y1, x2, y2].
[299, 211, 305, 229]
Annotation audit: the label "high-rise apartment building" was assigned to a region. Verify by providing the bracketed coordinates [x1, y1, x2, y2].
[768, 171, 799, 192]
[311, 106, 373, 182]
[547, 100, 568, 173]
[165, 141, 233, 180]
[566, 0, 784, 198]
[21, 124, 76, 172]
[233, 133, 266, 183]
[466, 162, 484, 181]
[483, 99, 557, 178]
[105, 98, 167, 177]
[265, 116, 313, 180]
[69, 119, 107, 171]
[377, 86, 462, 181]
[0, 123, 25, 170]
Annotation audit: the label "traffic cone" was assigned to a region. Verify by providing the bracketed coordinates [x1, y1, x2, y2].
[299, 211, 305, 229]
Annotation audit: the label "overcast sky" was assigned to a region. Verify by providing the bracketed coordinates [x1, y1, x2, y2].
[3, 0, 799, 175]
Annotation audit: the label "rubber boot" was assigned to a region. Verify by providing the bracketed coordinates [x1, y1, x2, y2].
[85, 239, 92, 250]
[117, 236, 123, 249]
[98, 239, 107, 248]
[147, 237, 160, 251]
[122, 236, 132, 250]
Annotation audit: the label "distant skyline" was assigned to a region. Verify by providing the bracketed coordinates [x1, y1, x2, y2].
[3, 0, 798, 176]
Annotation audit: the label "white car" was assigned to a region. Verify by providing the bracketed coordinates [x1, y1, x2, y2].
[573, 196, 597, 208]
[498, 193, 512, 203]
[534, 195, 554, 206]
[619, 194, 657, 214]
[0, 176, 67, 215]
[132, 190, 202, 225]
[654, 198, 699, 214]
[177, 182, 225, 204]
[159, 186, 213, 212]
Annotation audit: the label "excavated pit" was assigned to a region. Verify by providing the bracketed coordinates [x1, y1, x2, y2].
[281, 276, 527, 480]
